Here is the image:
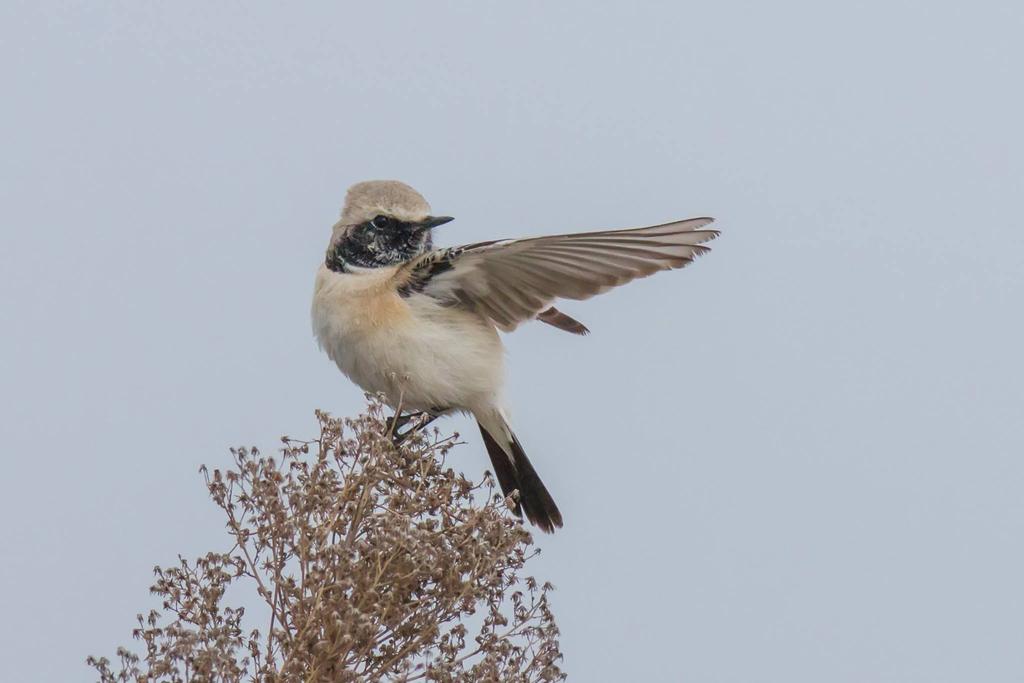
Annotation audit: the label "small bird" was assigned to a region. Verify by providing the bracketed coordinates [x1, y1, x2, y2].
[312, 180, 718, 532]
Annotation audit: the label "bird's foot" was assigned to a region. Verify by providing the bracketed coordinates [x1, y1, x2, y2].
[387, 410, 440, 445]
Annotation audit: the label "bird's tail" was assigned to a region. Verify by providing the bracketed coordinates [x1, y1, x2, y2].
[476, 410, 563, 533]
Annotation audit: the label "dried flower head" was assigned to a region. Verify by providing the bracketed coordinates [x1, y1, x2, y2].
[88, 398, 565, 682]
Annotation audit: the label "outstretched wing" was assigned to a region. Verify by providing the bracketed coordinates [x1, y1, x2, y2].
[395, 217, 718, 333]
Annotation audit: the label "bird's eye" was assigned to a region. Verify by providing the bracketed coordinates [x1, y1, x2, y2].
[372, 215, 392, 229]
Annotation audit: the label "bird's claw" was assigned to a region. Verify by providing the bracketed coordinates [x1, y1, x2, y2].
[387, 411, 438, 445]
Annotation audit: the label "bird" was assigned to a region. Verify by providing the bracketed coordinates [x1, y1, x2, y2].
[312, 180, 719, 532]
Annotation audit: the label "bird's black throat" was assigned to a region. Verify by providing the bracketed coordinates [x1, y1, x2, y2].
[326, 219, 433, 272]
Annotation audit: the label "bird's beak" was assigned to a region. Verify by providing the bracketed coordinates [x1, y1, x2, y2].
[419, 215, 455, 229]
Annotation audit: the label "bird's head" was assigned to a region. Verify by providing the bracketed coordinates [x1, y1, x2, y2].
[328, 180, 454, 269]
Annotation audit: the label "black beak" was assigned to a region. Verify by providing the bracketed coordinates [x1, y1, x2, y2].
[419, 215, 454, 229]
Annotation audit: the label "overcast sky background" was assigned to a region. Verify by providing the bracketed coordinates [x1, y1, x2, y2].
[2, 2, 1022, 681]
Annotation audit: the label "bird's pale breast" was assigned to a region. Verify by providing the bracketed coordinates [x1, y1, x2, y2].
[311, 265, 504, 411]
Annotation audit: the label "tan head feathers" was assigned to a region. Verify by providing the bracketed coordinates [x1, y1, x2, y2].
[340, 180, 432, 225]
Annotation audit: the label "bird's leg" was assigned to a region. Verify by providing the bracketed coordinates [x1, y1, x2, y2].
[386, 411, 417, 441]
[391, 411, 428, 444]
[386, 411, 413, 435]
[389, 409, 443, 445]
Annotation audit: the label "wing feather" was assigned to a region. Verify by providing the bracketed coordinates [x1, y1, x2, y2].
[396, 217, 718, 332]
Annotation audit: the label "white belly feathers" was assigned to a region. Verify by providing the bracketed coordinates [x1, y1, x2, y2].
[311, 264, 504, 411]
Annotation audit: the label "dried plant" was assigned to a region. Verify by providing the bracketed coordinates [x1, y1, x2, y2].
[88, 398, 565, 682]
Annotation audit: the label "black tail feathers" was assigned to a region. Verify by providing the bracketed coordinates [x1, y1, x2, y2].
[477, 421, 563, 533]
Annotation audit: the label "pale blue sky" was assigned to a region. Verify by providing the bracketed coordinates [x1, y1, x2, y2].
[2, 2, 1022, 680]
